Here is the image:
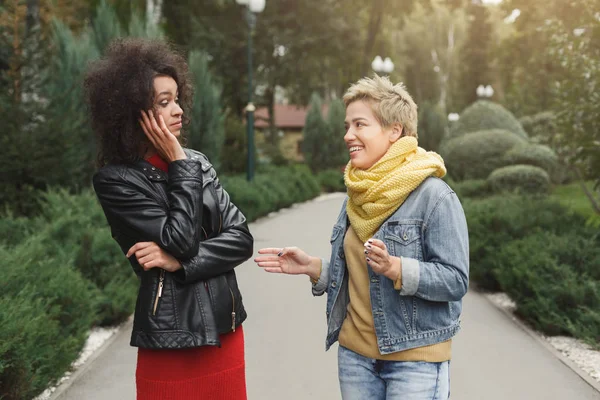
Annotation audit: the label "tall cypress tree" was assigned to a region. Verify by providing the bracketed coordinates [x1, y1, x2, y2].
[187, 50, 225, 169]
[326, 98, 349, 169]
[302, 92, 329, 172]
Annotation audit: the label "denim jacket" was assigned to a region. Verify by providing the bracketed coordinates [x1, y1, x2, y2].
[312, 177, 469, 354]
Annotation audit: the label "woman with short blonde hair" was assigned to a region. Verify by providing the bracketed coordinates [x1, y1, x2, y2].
[256, 75, 469, 400]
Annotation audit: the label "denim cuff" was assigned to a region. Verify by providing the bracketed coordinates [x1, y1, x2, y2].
[399, 257, 420, 296]
[312, 258, 330, 296]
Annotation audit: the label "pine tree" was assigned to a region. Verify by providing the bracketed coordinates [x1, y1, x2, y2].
[302, 92, 329, 172]
[187, 50, 225, 169]
[325, 98, 348, 169]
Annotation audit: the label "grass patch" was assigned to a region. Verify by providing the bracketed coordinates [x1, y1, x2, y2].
[551, 181, 599, 222]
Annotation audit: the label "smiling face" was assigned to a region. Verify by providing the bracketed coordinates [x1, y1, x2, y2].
[153, 75, 183, 136]
[344, 100, 403, 170]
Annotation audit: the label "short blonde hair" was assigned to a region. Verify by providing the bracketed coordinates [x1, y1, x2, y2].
[343, 74, 418, 138]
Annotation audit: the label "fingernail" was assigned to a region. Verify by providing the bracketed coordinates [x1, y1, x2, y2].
[277, 252, 283, 257]
[368, 240, 373, 244]
[367, 245, 372, 249]
[366, 257, 371, 262]
[364, 250, 369, 254]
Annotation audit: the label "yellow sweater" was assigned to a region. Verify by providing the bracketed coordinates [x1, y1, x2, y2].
[338, 226, 451, 361]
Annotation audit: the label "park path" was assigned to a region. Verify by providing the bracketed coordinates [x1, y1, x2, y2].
[56, 193, 600, 400]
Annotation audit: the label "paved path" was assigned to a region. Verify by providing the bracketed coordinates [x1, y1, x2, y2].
[57, 193, 600, 400]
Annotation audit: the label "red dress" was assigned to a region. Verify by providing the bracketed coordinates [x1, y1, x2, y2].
[136, 154, 247, 400]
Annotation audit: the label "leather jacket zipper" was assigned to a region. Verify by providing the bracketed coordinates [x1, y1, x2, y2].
[229, 285, 236, 332]
[153, 270, 165, 316]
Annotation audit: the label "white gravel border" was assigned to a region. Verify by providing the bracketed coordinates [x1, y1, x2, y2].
[32, 326, 119, 400]
[485, 292, 600, 385]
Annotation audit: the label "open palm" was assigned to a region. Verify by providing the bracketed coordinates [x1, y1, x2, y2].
[255, 247, 312, 275]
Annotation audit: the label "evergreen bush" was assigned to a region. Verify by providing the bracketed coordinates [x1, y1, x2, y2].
[488, 164, 550, 194]
[519, 111, 556, 139]
[494, 231, 600, 344]
[464, 194, 587, 291]
[501, 143, 559, 179]
[448, 179, 492, 199]
[450, 100, 528, 140]
[440, 129, 527, 180]
[317, 169, 346, 193]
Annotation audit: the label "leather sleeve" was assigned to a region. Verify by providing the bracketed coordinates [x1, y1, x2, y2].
[175, 172, 254, 284]
[93, 159, 203, 260]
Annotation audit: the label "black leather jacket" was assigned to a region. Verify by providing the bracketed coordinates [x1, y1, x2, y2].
[93, 149, 253, 349]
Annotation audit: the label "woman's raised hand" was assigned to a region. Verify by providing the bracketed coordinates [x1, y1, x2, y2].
[139, 110, 186, 162]
[255, 247, 316, 276]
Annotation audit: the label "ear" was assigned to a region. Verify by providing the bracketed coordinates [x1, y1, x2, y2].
[389, 124, 403, 143]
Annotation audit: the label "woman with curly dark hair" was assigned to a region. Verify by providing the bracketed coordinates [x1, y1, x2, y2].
[85, 38, 253, 399]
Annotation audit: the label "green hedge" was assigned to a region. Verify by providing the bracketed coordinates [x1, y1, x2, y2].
[450, 100, 528, 140]
[222, 164, 321, 222]
[447, 179, 492, 199]
[464, 194, 587, 291]
[502, 143, 559, 178]
[465, 187, 600, 346]
[494, 231, 600, 344]
[440, 129, 527, 181]
[0, 190, 137, 399]
[488, 165, 551, 194]
[317, 169, 346, 193]
[519, 111, 556, 138]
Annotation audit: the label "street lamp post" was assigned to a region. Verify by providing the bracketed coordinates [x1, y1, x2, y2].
[371, 55, 395, 75]
[236, 0, 265, 182]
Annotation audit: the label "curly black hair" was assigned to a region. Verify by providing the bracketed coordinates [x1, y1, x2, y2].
[84, 38, 192, 167]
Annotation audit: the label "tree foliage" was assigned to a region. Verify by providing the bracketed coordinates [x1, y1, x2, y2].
[302, 93, 329, 172]
[187, 50, 225, 169]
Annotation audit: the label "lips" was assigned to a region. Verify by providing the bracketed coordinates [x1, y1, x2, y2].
[349, 146, 363, 154]
[170, 121, 182, 129]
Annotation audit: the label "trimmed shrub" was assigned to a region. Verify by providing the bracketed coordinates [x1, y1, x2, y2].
[0, 238, 99, 399]
[317, 169, 346, 193]
[35, 190, 137, 326]
[502, 143, 559, 178]
[440, 129, 527, 180]
[450, 100, 528, 140]
[0, 291, 72, 400]
[449, 179, 492, 199]
[488, 165, 550, 194]
[494, 231, 600, 344]
[464, 194, 588, 291]
[1, 238, 98, 338]
[0, 212, 33, 248]
[519, 111, 556, 139]
[221, 164, 321, 223]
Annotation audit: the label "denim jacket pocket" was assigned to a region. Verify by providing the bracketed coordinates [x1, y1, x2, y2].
[330, 225, 343, 243]
[384, 222, 423, 261]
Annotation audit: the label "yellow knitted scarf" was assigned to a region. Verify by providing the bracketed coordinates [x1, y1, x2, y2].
[344, 136, 446, 242]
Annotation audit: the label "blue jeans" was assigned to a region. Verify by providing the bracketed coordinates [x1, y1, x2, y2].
[338, 346, 450, 400]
